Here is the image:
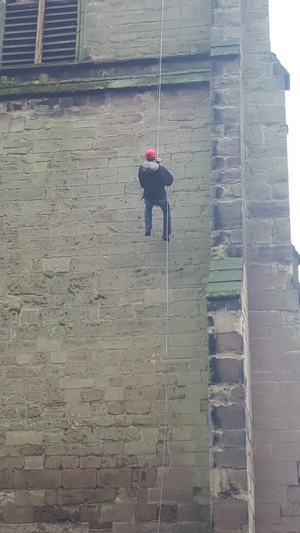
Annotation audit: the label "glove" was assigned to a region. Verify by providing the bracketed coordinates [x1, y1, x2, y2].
[156, 157, 162, 164]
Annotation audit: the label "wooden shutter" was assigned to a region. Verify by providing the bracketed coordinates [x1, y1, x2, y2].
[1, 0, 38, 66]
[42, 0, 77, 63]
[1, 0, 77, 66]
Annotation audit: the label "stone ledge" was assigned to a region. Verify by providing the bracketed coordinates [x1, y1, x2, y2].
[210, 44, 240, 58]
[0, 70, 210, 99]
[0, 53, 210, 99]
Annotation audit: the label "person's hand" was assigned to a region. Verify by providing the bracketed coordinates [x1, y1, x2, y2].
[156, 157, 162, 164]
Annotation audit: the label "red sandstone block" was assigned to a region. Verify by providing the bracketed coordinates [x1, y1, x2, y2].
[62, 469, 96, 489]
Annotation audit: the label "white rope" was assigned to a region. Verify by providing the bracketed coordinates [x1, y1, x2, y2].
[156, 0, 168, 530]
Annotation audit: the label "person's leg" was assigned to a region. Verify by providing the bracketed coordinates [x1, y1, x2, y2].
[158, 198, 171, 239]
[144, 200, 153, 235]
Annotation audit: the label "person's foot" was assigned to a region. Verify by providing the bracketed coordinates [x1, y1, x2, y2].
[162, 233, 170, 241]
[145, 229, 151, 236]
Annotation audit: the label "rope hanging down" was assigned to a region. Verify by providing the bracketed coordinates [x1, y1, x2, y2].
[156, 0, 169, 531]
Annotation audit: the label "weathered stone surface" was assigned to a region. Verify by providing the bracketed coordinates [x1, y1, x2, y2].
[0, 2, 299, 533]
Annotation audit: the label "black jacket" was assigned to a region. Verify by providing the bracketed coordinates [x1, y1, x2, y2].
[138, 160, 173, 201]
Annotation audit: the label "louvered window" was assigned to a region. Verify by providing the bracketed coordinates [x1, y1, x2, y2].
[1, 0, 78, 67]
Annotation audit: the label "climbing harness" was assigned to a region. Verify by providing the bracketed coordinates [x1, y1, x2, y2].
[156, 0, 168, 530]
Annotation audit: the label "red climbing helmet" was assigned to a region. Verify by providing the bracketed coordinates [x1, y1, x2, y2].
[145, 148, 157, 160]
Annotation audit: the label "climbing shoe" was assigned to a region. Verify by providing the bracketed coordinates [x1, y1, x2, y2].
[145, 229, 151, 236]
[162, 233, 170, 242]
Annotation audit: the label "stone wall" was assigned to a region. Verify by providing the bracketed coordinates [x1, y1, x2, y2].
[0, 87, 211, 531]
[242, 1, 300, 532]
[80, 0, 211, 61]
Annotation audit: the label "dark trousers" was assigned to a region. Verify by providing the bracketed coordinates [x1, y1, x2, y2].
[144, 198, 171, 235]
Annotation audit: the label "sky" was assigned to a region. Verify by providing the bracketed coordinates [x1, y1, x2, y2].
[269, 1, 300, 251]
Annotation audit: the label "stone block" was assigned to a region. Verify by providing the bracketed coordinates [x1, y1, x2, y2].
[177, 503, 199, 522]
[51, 351, 68, 364]
[135, 504, 157, 522]
[37, 339, 62, 353]
[61, 456, 80, 469]
[211, 405, 245, 430]
[255, 503, 281, 525]
[157, 504, 178, 522]
[59, 377, 94, 389]
[4, 505, 34, 524]
[213, 498, 248, 529]
[215, 332, 243, 354]
[62, 469, 96, 489]
[56, 489, 86, 505]
[0, 472, 14, 490]
[6, 432, 42, 446]
[14, 470, 62, 489]
[104, 388, 124, 401]
[24, 456, 44, 470]
[80, 456, 102, 469]
[213, 448, 247, 469]
[212, 201, 242, 230]
[97, 469, 132, 488]
[34, 506, 80, 523]
[255, 461, 298, 486]
[210, 357, 244, 384]
[86, 489, 116, 504]
[255, 245, 292, 263]
[132, 468, 157, 488]
[14, 490, 45, 507]
[101, 503, 135, 522]
[247, 220, 272, 244]
[247, 200, 289, 220]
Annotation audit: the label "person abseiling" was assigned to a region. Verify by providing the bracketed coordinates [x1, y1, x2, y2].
[138, 148, 173, 241]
